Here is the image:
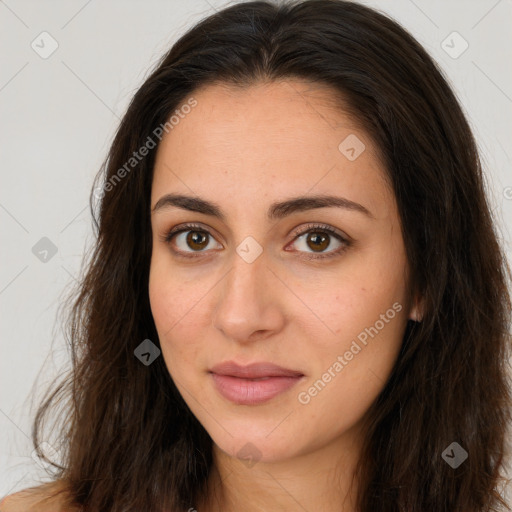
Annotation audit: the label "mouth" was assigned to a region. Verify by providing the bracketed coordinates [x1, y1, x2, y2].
[209, 361, 305, 405]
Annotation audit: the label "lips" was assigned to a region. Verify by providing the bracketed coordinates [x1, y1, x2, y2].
[209, 361, 305, 405]
[209, 361, 304, 379]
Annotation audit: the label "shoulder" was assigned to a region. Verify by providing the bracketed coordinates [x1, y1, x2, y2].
[0, 480, 78, 512]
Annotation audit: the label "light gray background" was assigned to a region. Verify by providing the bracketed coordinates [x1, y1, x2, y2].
[1, 0, 511, 502]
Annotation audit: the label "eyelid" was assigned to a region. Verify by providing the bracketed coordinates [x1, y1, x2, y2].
[286, 223, 351, 260]
[288, 223, 350, 243]
[159, 222, 220, 245]
[158, 222, 222, 258]
[159, 221, 351, 260]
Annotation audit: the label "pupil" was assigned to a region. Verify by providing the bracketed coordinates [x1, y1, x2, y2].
[188, 231, 207, 249]
[309, 232, 328, 251]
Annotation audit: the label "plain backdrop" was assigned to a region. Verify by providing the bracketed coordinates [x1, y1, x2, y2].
[1, 0, 511, 502]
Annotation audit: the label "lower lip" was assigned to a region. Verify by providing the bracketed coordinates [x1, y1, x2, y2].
[210, 373, 304, 405]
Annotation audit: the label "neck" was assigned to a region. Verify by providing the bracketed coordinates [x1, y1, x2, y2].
[195, 424, 363, 512]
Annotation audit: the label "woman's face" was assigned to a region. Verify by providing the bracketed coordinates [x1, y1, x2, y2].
[149, 80, 420, 464]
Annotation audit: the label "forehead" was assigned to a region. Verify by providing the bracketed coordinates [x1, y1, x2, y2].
[151, 80, 392, 218]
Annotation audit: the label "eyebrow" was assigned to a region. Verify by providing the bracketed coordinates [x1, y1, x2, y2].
[152, 193, 374, 221]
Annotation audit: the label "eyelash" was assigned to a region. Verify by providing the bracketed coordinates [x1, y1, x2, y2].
[159, 222, 351, 261]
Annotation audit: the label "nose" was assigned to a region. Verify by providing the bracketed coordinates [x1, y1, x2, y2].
[211, 251, 285, 344]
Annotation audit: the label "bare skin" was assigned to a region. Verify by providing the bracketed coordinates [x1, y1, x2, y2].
[149, 80, 423, 512]
[0, 481, 75, 512]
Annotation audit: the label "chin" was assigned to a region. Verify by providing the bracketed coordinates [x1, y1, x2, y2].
[209, 423, 303, 465]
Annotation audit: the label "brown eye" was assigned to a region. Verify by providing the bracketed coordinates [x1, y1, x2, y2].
[288, 224, 349, 260]
[185, 230, 209, 251]
[305, 232, 330, 252]
[162, 223, 222, 258]
[161, 222, 350, 262]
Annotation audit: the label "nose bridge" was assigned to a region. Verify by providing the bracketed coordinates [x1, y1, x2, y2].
[223, 245, 268, 308]
[212, 244, 282, 341]
[223, 220, 270, 294]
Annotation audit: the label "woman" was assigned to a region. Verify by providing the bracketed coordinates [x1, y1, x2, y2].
[2, 0, 511, 511]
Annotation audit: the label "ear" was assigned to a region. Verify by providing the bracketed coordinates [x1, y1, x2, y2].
[408, 293, 424, 322]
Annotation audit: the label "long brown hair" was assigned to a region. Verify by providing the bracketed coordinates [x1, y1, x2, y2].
[24, 1, 512, 510]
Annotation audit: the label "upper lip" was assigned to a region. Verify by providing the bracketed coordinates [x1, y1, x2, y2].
[210, 361, 304, 379]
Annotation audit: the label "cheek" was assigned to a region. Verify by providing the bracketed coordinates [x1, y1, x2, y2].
[303, 286, 407, 394]
[148, 247, 206, 332]
[294, 241, 409, 412]
[293, 299, 407, 446]
[295, 249, 408, 352]
[148, 256, 175, 334]
[148, 253, 214, 375]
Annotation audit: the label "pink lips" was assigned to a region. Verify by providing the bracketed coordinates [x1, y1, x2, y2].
[209, 361, 304, 405]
